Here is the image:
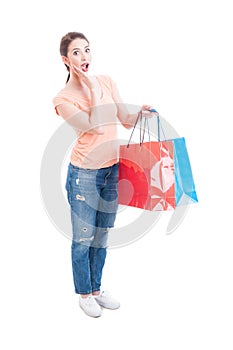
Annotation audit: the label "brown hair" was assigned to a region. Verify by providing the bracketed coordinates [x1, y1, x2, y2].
[60, 32, 89, 83]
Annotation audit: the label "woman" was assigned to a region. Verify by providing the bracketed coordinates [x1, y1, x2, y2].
[53, 32, 156, 318]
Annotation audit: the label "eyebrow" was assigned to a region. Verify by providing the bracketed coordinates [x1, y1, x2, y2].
[72, 45, 89, 52]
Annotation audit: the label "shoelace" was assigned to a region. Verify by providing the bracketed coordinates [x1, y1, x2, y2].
[84, 296, 96, 305]
[98, 291, 110, 299]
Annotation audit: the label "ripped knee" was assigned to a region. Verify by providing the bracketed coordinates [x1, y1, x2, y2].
[78, 236, 94, 243]
[76, 194, 85, 201]
[75, 226, 95, 246]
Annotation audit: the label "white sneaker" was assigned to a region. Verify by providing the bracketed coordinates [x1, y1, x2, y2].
[79, 296, 102, 318]
[94, 290, 120, 310]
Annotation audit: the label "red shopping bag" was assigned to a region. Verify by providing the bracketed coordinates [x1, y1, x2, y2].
[118, 114, 176, 211]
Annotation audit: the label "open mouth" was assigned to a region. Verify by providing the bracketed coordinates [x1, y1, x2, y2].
[81, 63, 89, 72]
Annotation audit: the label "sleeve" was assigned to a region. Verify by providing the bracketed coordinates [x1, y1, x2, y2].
[52, 95, 77, 116]
[107, 75, 116, 96]
[106, 76, 139, 129]
[107, 76, 121, 103]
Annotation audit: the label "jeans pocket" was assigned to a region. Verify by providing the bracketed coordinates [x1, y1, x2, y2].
[65, 164, 73, 204]
[65, 164, 71, 191]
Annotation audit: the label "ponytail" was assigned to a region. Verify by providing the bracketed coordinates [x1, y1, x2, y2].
[65, 64, 70, 84]
[66, 72, 70, 83]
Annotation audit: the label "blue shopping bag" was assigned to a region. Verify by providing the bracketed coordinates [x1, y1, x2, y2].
[173, 137, 198, 206]
[156, 114, 198, 207]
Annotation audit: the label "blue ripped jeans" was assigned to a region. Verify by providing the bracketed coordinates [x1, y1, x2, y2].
[66, 162, 119, 295]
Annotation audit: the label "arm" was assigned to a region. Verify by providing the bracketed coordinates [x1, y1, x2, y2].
[56, 65, 105, 134]
[110, 78, 156, 129]
[56, 88, 104, 135]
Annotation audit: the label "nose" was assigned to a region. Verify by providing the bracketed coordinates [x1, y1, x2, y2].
[81, 51, 87, 61]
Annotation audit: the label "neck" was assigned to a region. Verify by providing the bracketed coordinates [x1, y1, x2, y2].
[67, 72, 83, 88]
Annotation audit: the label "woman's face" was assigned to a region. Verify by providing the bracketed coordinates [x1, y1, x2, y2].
[64, 38, 92, 73]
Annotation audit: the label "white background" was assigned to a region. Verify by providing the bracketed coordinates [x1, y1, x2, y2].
[1, 0, 233, 349]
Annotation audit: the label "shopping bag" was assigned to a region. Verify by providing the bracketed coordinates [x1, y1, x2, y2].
[118, 140, 176, 210]
[118, 113, 198, 210]
[173, 137, 198, 205]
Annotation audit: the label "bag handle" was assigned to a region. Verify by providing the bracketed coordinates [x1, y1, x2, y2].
[150, 109, 166, 142]
[127, 112, 140, 147]
[127, 108, 162, 147]
[139, 111, 151, 145]
[127, 110, 151, 147]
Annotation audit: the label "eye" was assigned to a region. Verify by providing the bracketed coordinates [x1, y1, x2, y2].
[73, 50, 80, 56]
[85, 48, 90, 53]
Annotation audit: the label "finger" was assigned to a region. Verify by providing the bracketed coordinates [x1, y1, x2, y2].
[71, 64, 78, 71]
[141, 110, 159, 118]
[71, 65, 84, 75]
[141, 110, 153, 117]
[141, 104, 152, 111]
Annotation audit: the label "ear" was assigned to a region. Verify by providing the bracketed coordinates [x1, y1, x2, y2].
[62, 55, 69, 66]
